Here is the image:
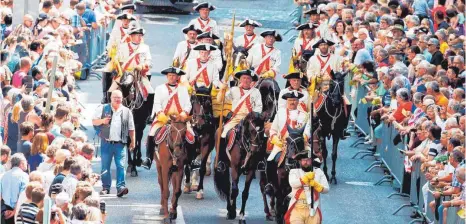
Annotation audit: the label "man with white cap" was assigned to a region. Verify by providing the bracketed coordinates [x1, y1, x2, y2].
[183, 43, 221, 91]
[189, 2, 219, 36]
[234, 19, 264, 52]
[267, 90, 311, 166]
[246, 30, 282, 79]
[173, 25, 202, 70]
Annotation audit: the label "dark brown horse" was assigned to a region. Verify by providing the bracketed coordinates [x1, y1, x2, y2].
[315, 71, 351, 184]
[152, 115, 191, 224]
[184, 84, 215, 199]
[214, 112, 267, 224]
[117, 71, 153, 176]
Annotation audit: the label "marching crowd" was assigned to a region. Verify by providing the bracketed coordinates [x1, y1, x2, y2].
[0, 0, 135, 223]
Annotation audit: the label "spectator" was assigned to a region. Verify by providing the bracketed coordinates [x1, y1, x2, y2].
[49, 157, 75, 196]
[0, 153, 29, 224]
[37, 112, 55, 144]
[71, 203, 88, 222]
[61, 162, 82, 201]
[0, 145, 11, 175]
[37, 145, 58, 173]
[16, 186, 45, 224]
[17, 122, 34, 160]
[11, 57, 32, 88]
[28, 133, 48, 172]
[427, 38, 444, 68]
[14, 181, 42, 223]
[50, 105, 70, 137]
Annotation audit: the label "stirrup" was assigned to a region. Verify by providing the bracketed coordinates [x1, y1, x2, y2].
[216, 161, 226, 172]
[256, 161, 266, 172]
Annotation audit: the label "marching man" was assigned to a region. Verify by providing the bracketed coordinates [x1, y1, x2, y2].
[247, 30, 282, 79]
[189, 2, 219, 36]
[173, 25, 202, 70]
[234, 19, 264, 52]
[267, 91, 311, 165]
[278, 72, 310, 112]
[216, 70, 262, 163]
[183, 43, 221, 90]
[143, 67, 195, 169]
[108, 26, 153, 100]
[101, 13, 136, 103]
[285, 151, 329, 224]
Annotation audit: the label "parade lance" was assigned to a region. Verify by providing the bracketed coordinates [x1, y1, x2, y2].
[307, 89, 316, 216]
[45, 55, 58, 113]
[215, 11, 235, 169]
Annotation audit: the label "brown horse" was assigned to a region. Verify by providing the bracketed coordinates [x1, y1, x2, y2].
[153, 115, 191, 224]
[214, 112, 267, 224]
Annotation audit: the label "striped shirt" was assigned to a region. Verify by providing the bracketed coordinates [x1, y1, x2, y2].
[16, 202, 39, 224]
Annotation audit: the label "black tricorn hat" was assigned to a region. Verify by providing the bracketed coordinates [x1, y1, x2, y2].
[282, 90, 304, 100]
[312, 38, 335, 49]
[234, 69, 259, 81]
[260, 30, 283, 42]
[161, 67, 186, 76]
[193, 2, 216, 11]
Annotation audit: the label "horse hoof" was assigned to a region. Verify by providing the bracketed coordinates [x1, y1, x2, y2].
[330, 176, 337, 185]
[265, 214, 274, 221]
[196, 191, 204, 200]
[270, 209, 276, 217]
[264, 183, 274, 196]
[159, 208, 165, 216]
[169, 211, 177, 220]
[162, 217, 171, 224]
[205, 169, 211, 176]
[131, 170, 138, 177]
[190, 185, 199, 191]
[183, 186, 192, 194]
[227, 210, 236, 220]
[238, 219, 246, 224]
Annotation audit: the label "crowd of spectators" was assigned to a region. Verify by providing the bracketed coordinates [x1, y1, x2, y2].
[0, 0, 131, 223]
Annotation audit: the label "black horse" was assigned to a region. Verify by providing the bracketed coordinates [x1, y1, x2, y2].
[214, 112, 267, 224]
[270, 125, 307, 224]
[184, 84, 215, 199]
[315, 71, 351, 184]
[117, 71, 154, 177]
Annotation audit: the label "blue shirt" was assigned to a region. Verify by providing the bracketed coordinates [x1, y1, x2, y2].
[81, 8, 96, 27]
[413, 0, 430, 16]
[422, 50, 432, 63]
[0, 167, 29, 208]
[354, 48, 373, 65]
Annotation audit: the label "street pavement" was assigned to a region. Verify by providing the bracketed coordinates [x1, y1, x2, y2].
[76, 1, 414, 223]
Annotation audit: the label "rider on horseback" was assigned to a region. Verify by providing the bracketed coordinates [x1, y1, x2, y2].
[143, 67, 195, 169]
[101, 13, 136, 103]
[173, 25, 202, 71]
[292, 23, 319, 59]
[285, 151, 329, 224]
[279, 72, 310, 112]
[233, 19, 264, 53]
[189, 2, 219, 36]
[216, 70, 262, 167]
[107, 26, 153, 100]
[246, 30, 282, 79]
[267, 91, 311, 166]
[182, 43, 221, 93]
[191, 31, 223, 71]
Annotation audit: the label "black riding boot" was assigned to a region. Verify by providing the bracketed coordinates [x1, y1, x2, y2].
[101, 72, 113, 104]
[142, 136, 156, 170]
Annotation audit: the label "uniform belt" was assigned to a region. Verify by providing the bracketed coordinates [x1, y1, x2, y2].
[107, 140, 123, 144]
[296, 199, 308, 204]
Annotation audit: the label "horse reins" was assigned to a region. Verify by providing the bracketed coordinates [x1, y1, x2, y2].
[165, 122, 187, 166]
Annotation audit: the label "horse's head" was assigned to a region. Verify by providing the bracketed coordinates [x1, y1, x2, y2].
[166, 115, 191, 156]
[233, 48, 250, 71]
[299, 50, 314, 73]
[327, 71, 347, 107]
[191, 85, 213, 131]
[242, 112, 267, 153]
[285, 124, 306, 160]
[118, 71, 135, 99]
[257, 78, 280, 122]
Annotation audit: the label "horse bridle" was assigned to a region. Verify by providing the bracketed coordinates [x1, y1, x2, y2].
[323, 79, 344, 130]
[241, 119, 264, 150]
[284, 134, 304, 171]
[165, 122, 187, 165]
[191, 94, 213, 129]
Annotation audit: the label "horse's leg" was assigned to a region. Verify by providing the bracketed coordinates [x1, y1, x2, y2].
[321, 136, 329, 180]
[227, 146, 241, 220]
[330, 135, 340, 184]
[183, 162, 191, 193]
[154, 154, 165, 216]
[275, 167, 289, 224]
[239, 165, 256, 224]
[159, 146, 171, 221]
[134, 122, 145, 166]
[259, 170, 273, 220]
[196, 133, 212, 199]
[169, 164, 184, 220]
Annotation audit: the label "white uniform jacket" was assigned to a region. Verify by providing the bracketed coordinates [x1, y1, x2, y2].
[292, 37, 319, 56]
[234, 34, 264, 50]
[188, 17, 220, 36]
[247, 43, 281, 76]
[306, 53, 343, 79]
[151, 84, 192, 118]
[183, 58, 221, 88]
[287, 168, 329, 214]
[118, 42, 152, 72]
[173, 41, 197, 68]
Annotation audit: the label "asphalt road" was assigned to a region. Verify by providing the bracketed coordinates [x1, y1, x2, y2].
[76, 1, 414, 223]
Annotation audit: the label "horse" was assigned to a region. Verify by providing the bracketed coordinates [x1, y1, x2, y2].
[314, 71, 351, 184]
[214, 112, 268, 224]
[270, 124, 307, 224]
[184, 84, 215, 199]
[152, 115, 191, 224]
[116, 70, 154, 177]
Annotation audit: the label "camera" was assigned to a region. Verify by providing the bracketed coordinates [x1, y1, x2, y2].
[100, 201, 106, 214]
[24, 76, 34, 94]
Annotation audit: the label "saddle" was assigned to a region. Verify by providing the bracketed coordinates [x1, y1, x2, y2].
[226, 123, 242, 151]
[154, 124, 195, 145]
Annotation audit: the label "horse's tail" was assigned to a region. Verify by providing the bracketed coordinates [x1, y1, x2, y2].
[213, 139, 230, 201]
